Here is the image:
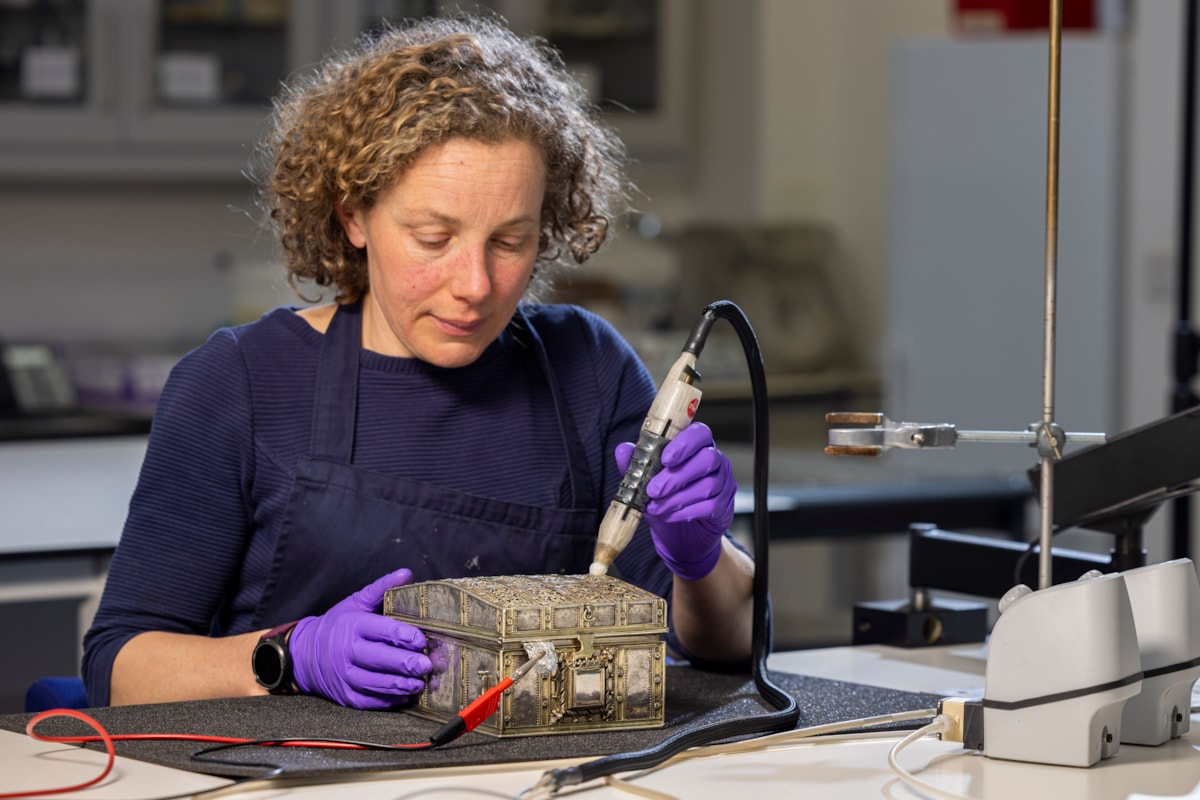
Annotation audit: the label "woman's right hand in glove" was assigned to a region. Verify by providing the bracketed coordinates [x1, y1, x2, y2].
[289, 567, 432, 710]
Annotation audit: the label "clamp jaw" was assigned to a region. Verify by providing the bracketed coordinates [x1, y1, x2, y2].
[825, 412, 956, 456]
[826, 412, 1106, 457]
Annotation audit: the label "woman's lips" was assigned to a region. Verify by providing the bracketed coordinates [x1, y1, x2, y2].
[435, 316, 486, 336]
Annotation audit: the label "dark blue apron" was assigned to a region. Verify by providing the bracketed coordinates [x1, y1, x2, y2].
[252, 300, 599, 627]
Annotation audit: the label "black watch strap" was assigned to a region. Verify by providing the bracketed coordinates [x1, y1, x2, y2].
[252, 620, 300, 694]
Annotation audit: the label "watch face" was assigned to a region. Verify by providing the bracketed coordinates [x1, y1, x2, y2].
[253, 640, 286, 689]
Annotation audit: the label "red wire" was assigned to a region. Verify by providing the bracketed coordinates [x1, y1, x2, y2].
[459, 677, 512, 731]
[0, 709, 116, 798]
[16, 711, 430, 750]
[6, 706, 440, 799]
[8, 679, 518, 797]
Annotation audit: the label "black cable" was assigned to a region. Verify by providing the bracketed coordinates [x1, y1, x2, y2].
[192, 736, 433, 758]
[536, 300, 801, 793]
[1012, 527, 1065, 586]
[189, 736, 434, 778]
[708, 299, 800, 728]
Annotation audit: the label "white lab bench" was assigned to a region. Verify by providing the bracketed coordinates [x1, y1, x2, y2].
[4, 644, 1199, 799]
[0, 434, 146, 712]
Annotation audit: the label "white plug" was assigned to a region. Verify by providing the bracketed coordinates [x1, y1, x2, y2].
[1119, 557, 1200, 746]
[983, 571, 1142, 767]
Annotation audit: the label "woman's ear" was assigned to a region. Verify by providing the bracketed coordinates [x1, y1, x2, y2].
[335, 202, 367, 249]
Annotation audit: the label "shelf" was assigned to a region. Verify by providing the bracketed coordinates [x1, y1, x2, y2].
[0, 412, 152, 441]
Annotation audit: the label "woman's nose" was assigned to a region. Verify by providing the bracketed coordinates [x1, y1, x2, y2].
[449, 246, 492, 301]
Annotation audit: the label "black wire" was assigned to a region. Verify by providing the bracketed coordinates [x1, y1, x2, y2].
[1012, 522, 1075, 585]
[193, 736, 434, 757]
[1012, 540, 1039, 586]
[190, 750, 285, 777]
[542, 300, 801, 791]
[184, 736, 434, 783]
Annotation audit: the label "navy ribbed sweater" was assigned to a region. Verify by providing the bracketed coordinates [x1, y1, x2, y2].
[82, 303, 672, 706]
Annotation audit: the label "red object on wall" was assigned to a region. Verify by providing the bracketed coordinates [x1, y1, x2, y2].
[955, 0, 1096, 32]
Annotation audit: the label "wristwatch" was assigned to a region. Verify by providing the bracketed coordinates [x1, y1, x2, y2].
[252, 620, 300, 694]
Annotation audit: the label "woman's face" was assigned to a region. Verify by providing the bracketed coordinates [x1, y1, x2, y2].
[338, 137, 546, 368]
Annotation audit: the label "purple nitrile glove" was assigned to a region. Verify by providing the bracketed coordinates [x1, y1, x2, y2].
[290, 567, 432, 710]
[614, 421, 737, 581]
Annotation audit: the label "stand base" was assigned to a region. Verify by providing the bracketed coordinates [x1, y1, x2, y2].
[852, 597, 988, 647]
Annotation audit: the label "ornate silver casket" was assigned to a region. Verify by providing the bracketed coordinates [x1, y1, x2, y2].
[383, 573, 668, 737]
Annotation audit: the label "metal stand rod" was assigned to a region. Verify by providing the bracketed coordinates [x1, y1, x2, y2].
[1039, 0, 1063, 591]
[955, 429, 1106, 445]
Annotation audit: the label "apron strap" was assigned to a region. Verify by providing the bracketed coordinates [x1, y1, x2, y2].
[509, 306, 598, 511]
[310, 299, 362, 462]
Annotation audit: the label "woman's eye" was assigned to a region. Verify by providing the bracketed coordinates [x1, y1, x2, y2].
[416, 237, 449, 249]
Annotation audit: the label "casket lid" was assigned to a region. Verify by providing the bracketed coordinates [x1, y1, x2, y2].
[383, 574, 668, 639]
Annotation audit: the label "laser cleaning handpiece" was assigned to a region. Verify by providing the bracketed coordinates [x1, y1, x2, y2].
[589, 309, 716, 576]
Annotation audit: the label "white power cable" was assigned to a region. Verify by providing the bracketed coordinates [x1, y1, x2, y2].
[886, 714, 973, 800]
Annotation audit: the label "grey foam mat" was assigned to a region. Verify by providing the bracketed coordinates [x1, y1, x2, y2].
[0, 667, 943, 779]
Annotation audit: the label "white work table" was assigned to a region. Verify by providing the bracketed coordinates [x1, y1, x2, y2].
[5, 643, 1200, 799]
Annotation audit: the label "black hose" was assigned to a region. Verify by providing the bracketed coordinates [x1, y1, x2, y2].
[540, 300, 801, 792]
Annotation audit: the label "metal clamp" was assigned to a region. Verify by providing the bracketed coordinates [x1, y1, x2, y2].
[826, 412, 1106, 457]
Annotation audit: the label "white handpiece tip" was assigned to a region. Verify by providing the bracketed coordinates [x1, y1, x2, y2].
[588, 562, 608, 576]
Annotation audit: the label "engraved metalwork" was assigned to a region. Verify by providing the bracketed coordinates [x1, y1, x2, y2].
[383, 574, 668, 737]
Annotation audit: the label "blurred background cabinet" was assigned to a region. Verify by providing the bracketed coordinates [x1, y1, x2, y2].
[331, 0, 693, 161]
[0, 0, 328, 179]
[0, 0, 690, 179]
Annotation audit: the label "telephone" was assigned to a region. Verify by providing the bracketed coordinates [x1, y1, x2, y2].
[0, 342, 76, 415]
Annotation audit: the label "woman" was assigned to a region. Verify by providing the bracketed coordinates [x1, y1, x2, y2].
[82, 14, 753, 710]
